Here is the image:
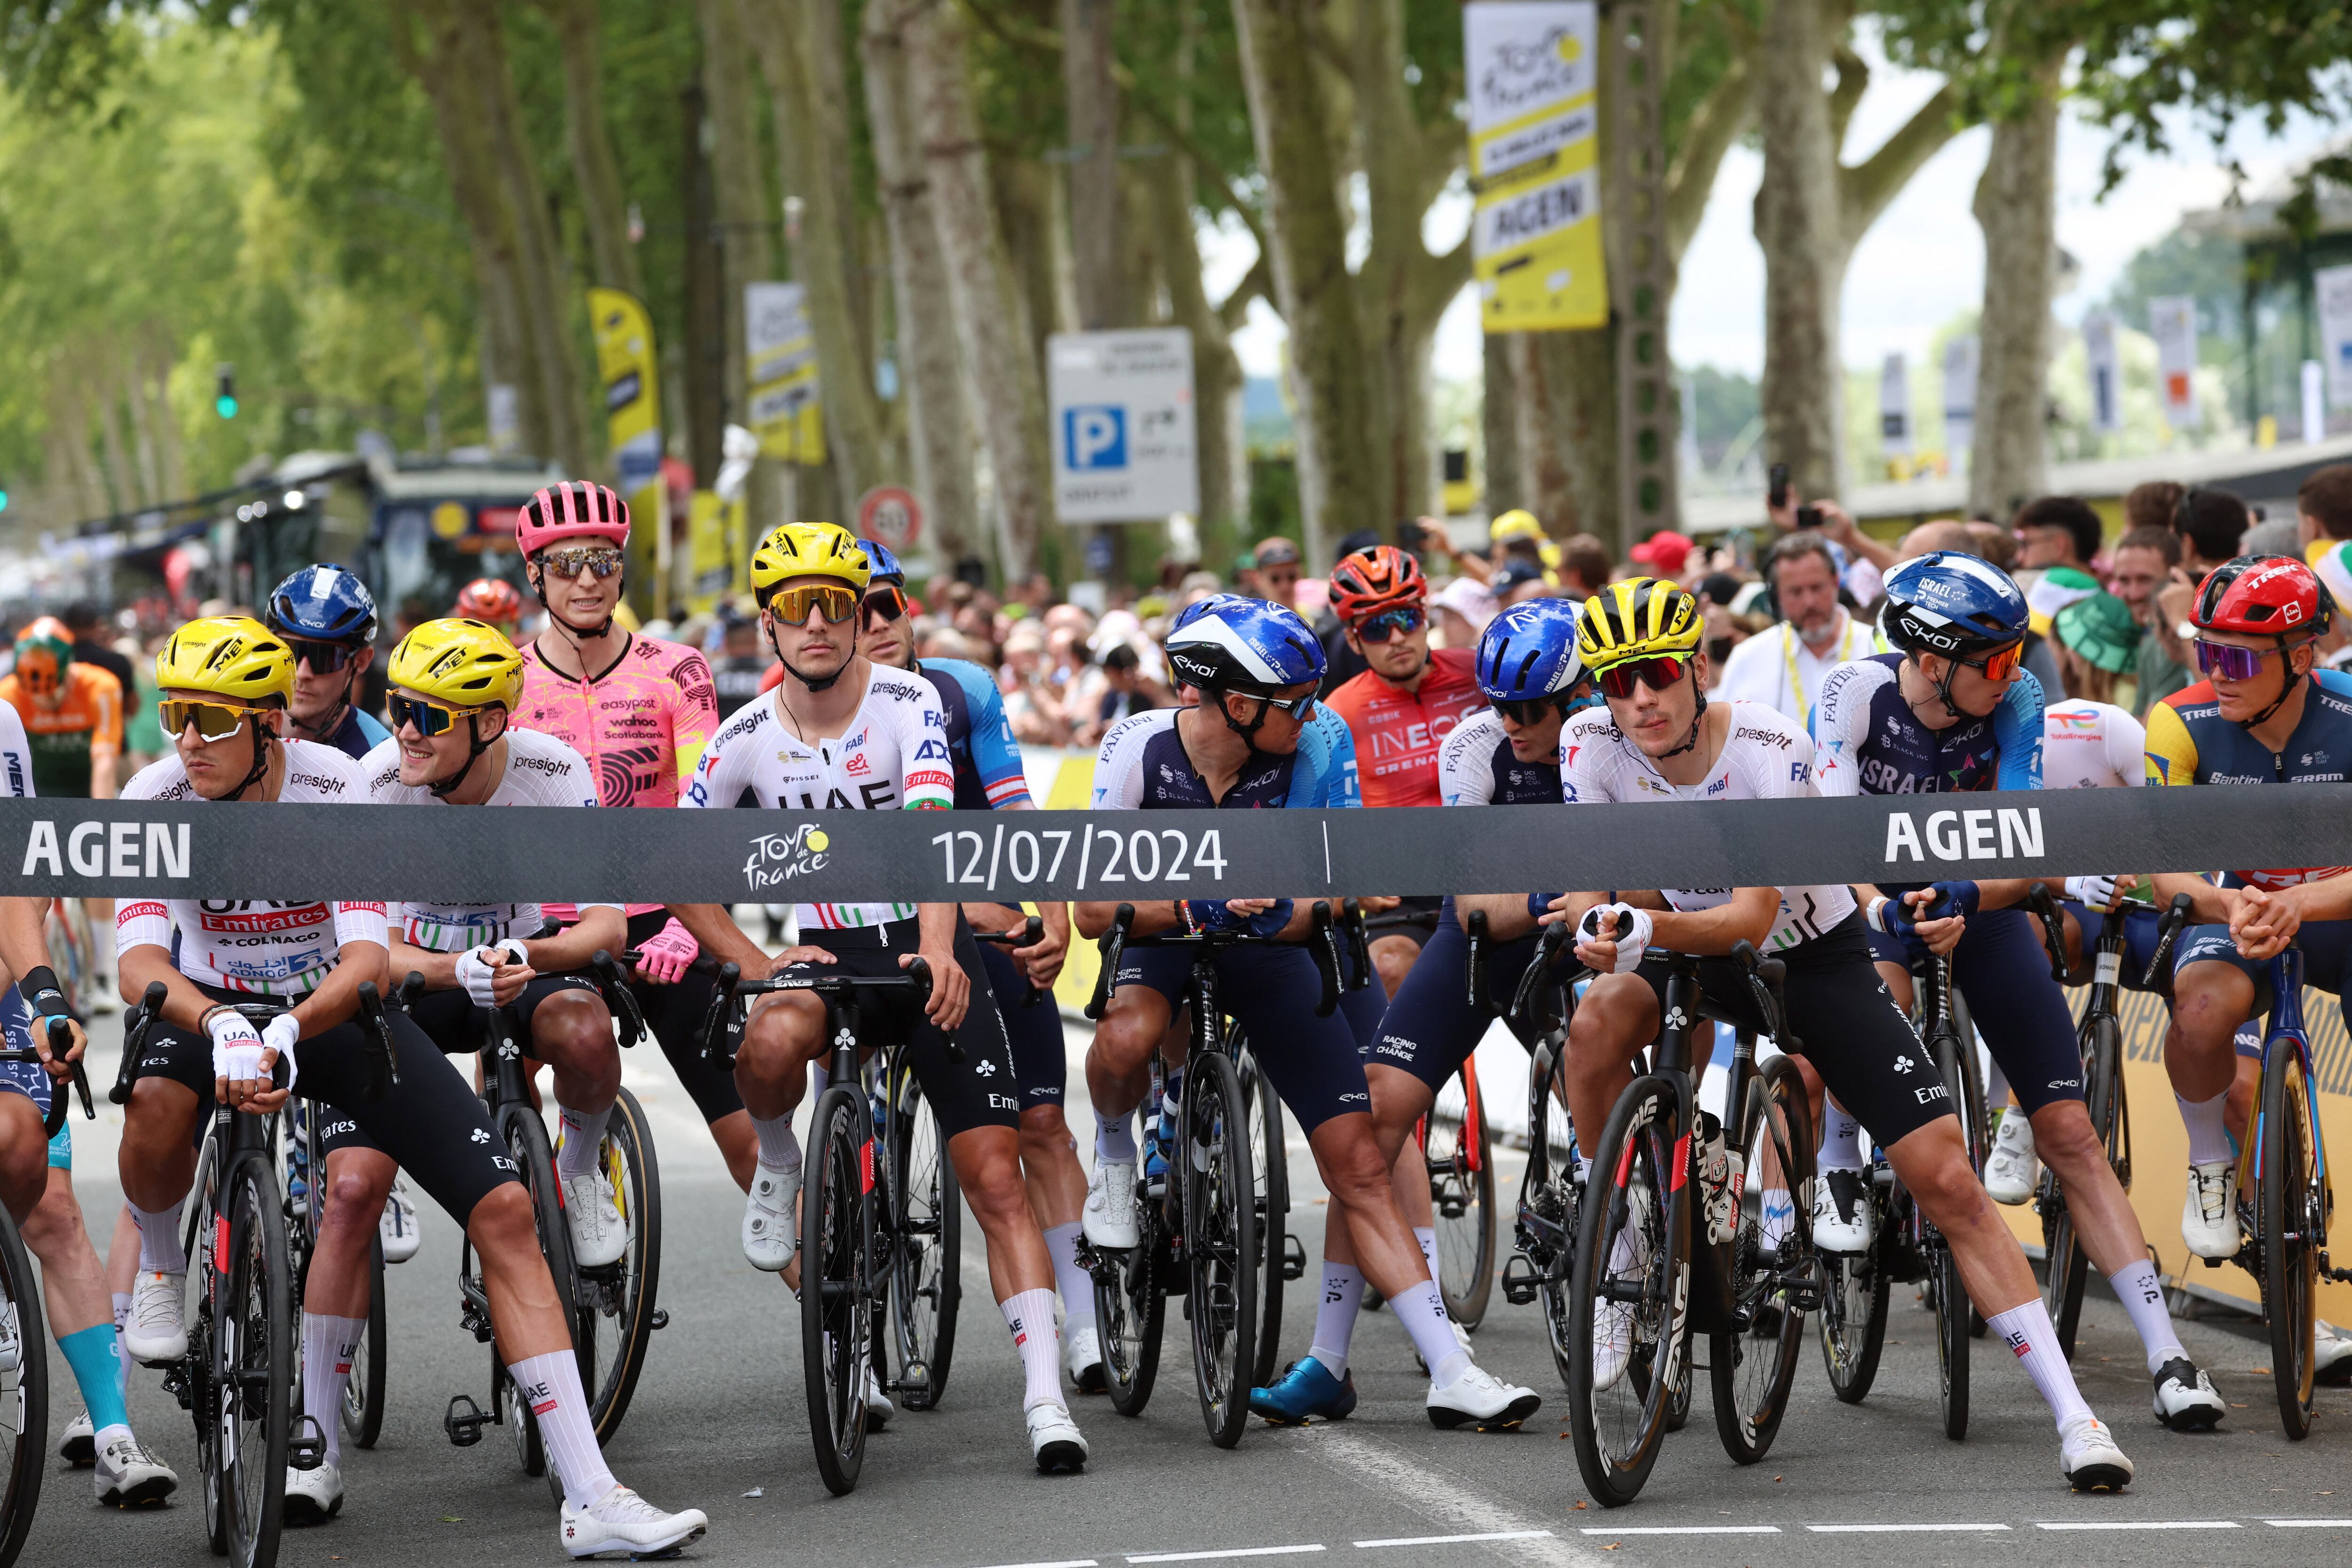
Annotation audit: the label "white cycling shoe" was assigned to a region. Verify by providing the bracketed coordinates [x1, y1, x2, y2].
[560, 1484, 709, 1560]
[282, 1460, 343, 1523]
[1985, 1110, 2040, 1205]
[2059, 1415, 2133, 1492]
[1082, 1158, 1138, 1250]
[58, 1408, 94, 1466]
[742, 1163, 800, 1273]
[1026, 1401, 1089, 1473]
[564, 1169, 628, 1269]
[2318, 1322, 2352, 1387]
[94, 1433, 177, 1507]
[2182, 1160, 2241, 1259]
[1426, 1361, 1541, 1431]
[1810, 1168, 1875, 1255]
[865, 1365, 896, 1427]
[125, 1270, 189, 1363]
[379, 1181, 421, 1265]
[1591, 1299, 1636, 1392]
[2152, 1357, 2226, 1430]
[1065, 1324, 1105, 1393]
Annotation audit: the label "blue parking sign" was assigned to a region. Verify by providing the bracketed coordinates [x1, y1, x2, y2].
[1063, 406, 1127, 470]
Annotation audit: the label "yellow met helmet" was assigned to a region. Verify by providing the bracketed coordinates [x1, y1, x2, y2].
[155, 616, 296, 707]
[1490, 509, 1545, 545]
[389, 618, 524, 710]
[749, 521, 871, 603]
[1576, 576, 1704, 671]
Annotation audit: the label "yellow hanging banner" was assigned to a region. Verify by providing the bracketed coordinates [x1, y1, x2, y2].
[587, 287, 670, 611]
[684, 489, 747, 613]
[1465, 2, 1608, 333]
[745, 282, 826, 463]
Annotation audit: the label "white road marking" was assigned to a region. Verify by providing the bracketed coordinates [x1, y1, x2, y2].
[1579, 1527, 1780, 1536]
[2266, 1520, 2352, 1528]
[1805, 1524, 2011, 1533]
[1355, 1533, 1557, 1550]
[1127, 1548, 1327, 1564]
[2033, 1521, 2242, 1531]
[978, 1560, 1100, 1568]
[1278, 1426, 1611, 1568]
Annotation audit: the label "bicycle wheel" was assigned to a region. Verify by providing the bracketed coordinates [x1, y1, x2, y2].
[1565, 1075, 1687, 1508]
[888, 1066, 961, 1411]
[1239, 1043, 1288, 1389]
[1529, 1044, 1582, 1391]
[2260, 1044, 2320, 1439]
[579, 1087, 662, 1442]
[1184, 1052, 1257, 1448]
[2042, 1017, 2116, 1360]
[340, 1232, 388, 1450]
[0, 1207, 45, 1568]
[500, 1105, 580, 1493]
[801, 1085, 872, 1496]
[1097, 1220, 1165, 1417]
[1713, 1057, 1813, 1464]
[1428, 1059, 1496, 1330]
[216, 1158, 292, 1568]
[1817, 1164, 1890, 1404]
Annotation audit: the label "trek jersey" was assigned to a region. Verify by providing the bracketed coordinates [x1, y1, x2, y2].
[2042, 700, 2145, 790]
[915, 657, 1033, 810]
[1810, 653, 2044, 797]
[1560, 700, 1855, 952]
[683, 664, 953, 931]
[363, 727, 620, 950]
[114, 741, 388, 995]
[1091, 706, 1353, 810]
[0, 663, 120, 797]
[1437, 708, 1561, 806]
[1321, 647, 1482, 807]
[2143, 668, 2352, 891]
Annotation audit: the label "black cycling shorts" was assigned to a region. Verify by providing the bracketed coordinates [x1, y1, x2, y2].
[1633, 910, 1954, 1150]
[129, 979, 518, 1227]
[766, 919, 1020, 1142]
[1368, 902, 1542, 1093]
[977, 938, 1065, 1114]
[1865, 905, 2085, 1116]
[621, 909, 743, 1127]
[405, 973, 603, 1054]
[1113, 942, 1369, 1134]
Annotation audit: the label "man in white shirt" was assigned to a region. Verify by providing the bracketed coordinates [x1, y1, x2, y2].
[1713, 533, 1883, 724]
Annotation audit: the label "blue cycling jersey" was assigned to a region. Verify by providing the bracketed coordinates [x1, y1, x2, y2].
[320, 704, 392, 763]
[1811, 652, 2043, 797]
[915, 657, 1033, 810]
[1437, 708, 1561, 805]
[1091, 706, 1351, 810]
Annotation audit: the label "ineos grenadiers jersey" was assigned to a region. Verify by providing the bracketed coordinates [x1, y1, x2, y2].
[362, 727, 620, 951]
[683, 665, 953, 931]
[113, 740, 389, 995]
[1559, 701, 1855, 951]
[1810, 652, 2043, 797]
[1322, 648, 1483, 807]
[2143, 668, 2352, 891]
[2042, 700, 2145, 790]
[915, 657, 1033, 810]
[1438, 708, 1561, 806]
[1090, 707, 1353, 810]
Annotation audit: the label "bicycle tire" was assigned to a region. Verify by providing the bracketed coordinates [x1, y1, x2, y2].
[801, 1085, 871, 1495]
[501, 1105, 580, 1495]
[1565, 1074, 1687, 1508]
[1933, 1017, 1979, 1441]
[217, 1157, 292, 1568]
[1429, 1060, 1496, 1330]
[0, 1206, 44, 1568]
[1530, 1043, 1581, 1392]
[341, 1232, 388, 1450]
[1239, 1044, 1288, 1390]
[1712, 1057, 1813, 1465]
[1184, 1052, 1257, 1448]
[1097, 1224, 1165, 1418]
[581, 1086, 662, 1443]
[2261, 1044, 2320, 1439]
[1817, 1226, 1890, 1404]
[888, 1065, 961, 1411]
[2043, 1015, 2116, 1360]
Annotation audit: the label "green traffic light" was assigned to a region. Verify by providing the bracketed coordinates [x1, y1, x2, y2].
[215, 395, 238, 419]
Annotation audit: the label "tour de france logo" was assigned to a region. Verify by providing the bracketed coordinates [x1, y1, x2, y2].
[744, 824, 832, 891]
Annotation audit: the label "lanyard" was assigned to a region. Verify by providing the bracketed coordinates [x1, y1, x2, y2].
[1781, 618, 1867, 711]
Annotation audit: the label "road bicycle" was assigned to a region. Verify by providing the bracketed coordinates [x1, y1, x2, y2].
[0, 1018, 90, 1568]
[283, 1099, 387, 1450]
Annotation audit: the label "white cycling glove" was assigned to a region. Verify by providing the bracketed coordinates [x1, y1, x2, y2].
[455, 939, 532, 1007]
[2064, 875, 2120, 911]
[207, 1010, 265, 1087]
[260, 1014, 301, 1097]
[1577, 902, 1654, 974]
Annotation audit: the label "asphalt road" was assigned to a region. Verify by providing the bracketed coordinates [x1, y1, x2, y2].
[21, 1013, 2352, 1568]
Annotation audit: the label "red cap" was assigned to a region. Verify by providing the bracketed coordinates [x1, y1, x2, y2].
[1629, 529, 1693, 574]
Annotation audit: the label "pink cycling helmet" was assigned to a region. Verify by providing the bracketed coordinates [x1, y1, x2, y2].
[517, 481, 630, 554]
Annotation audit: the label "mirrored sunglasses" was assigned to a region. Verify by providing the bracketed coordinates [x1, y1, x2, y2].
[1595, 655, 1690, 701]
[536, 546, 624, 581]
[389, 692, 471, 738]
[1352, 606, 1426, 644]
[159, 700, 266, 744]
[764, 584, 859, 626]
[287, 637, 359, 673]
[2193, 638, 2281, 683]
[863, 586, 910, 624]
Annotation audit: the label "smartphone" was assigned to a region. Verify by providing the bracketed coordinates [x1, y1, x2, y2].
[1768, 462, 1789, 510]
[1796, 503, 1823, 530]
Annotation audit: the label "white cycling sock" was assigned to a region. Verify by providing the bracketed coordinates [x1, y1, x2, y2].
[111, 1293, 130, 1403]
[1002, 1288, 1064, 1411]
[555, 1103, 612, 1180]
[2108, 1259, 2186, 1373]
[1816, 1104, 1863, 1171]
[751, 1114, 802, 1175]
[1396, 1278, 1470, 1387]
[507, 1350, 617, 1511]
[2175, 1090, 2233, 1168]
[1308, 1262, 1365, 1378]
[1094, 1109, 1136, 1164]
[1412, 1226, 1440, 1285]
[1043, 1223, 1095, 1332]
[1986, 1298, 2093, 1432]
[129, 1201, 186, 1275]
[301, 1313, 366, 1471]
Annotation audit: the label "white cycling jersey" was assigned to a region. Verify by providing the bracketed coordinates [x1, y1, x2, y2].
[114, 740, 389, 994]
[1559, 699, 1856, 951]
[363, 727, 620, 952]
[0, 701, 32, 799]
[2041, 699, 2145, 790]
[682, 663, 953, 931]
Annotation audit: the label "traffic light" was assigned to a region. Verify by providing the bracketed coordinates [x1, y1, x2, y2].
[215, 364, 238, 420]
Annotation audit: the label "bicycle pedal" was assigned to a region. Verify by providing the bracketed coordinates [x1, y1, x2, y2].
[443, 1393, 490, 1448]
[289, 1414, 327, 1472]
[1281, 1234, 1307, 1282]
[1501, 1253, 1542, 1306]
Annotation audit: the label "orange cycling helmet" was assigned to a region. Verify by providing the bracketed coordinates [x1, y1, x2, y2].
[455, 577, 524, 623]
[1328, 545, 1426, 623]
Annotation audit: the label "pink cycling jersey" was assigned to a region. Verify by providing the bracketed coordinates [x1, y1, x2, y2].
[517, 633, 720, 918]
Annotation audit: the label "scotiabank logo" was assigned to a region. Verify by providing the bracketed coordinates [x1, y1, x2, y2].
[744, 825, 832, 892]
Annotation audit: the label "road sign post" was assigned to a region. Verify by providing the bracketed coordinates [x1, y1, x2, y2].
[1047, 329, 1200, 529]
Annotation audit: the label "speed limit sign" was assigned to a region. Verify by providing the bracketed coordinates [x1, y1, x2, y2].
[856, 486, 924, 553]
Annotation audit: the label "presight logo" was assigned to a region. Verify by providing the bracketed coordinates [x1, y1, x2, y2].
[744, 823, 833, 891]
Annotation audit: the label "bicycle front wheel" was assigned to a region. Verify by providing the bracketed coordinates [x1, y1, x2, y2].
[802, 1086, 873, 1495]
[1097, 1222, 1164, 1417]
[1238, 1042, 1289, 1389]
[1184, 1052, 1257, 1448]
[216, 1159, 293, 1568]
[2260, 1044, 2320, 1439]
[888, 1065, 961, 1410]
[1712, 1057, 1812, 1464]
[581, 1086, 662, 1443]
[340, 1232, 387, 1450]
[0, 1207, 44, 1568]
[1429, 1060, 1496, 1330]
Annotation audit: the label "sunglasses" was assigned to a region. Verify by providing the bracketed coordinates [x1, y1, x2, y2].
[763, 584, 858, 626]
[1490, 696, 1566, 726]
[863, 586, 910, 624]
[1230, 691, 1316, 720]
[287, 637, 359, 673]
[1957, 641, 2025, 682]
[536, 546, 624, 581]
[160, 700, 269, 744]
[2194, 638, 2288, 683]
[1352, 606, 1426, 644]
[389, 692, 477, 738]
[1595, 655, 1691, 701]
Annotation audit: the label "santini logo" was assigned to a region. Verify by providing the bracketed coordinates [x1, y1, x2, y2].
[744, 824, 833, 891]
[1882, 806, 2042, 864]
[22, 820, 191, 880]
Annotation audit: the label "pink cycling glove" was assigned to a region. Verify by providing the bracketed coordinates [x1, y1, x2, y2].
[636, 917, 699, 984]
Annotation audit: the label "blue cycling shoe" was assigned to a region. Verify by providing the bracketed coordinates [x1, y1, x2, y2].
[1249, 1357, 1357, 1426]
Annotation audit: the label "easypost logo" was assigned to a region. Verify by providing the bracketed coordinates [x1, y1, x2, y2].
[744, 824, 832, 892]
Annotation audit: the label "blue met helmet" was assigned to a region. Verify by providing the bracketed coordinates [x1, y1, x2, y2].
[1879, 550, 2029, 659]
[267, 565, 379, 645]
[1165, 597, 1324, 694]
[1475, 598, 1584, 703]
[859, 537, 906, 587]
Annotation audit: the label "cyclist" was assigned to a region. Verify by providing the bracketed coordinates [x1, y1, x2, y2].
[455, 576, 526, 637]
[111, 616, 707, 1555]
[667, 521, 1091, 1473]
[1086, 597, 1541, 1433]
[1552, 576, 2134, 1489]
[1253, 597, 1592, 1424]
[1810, 553, 2226, 1429]
[2, 615, 122, 800]
[265, 566, 392, 761]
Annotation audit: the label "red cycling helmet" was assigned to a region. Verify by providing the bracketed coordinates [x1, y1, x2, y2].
[2193, 554, 2334, 639]
[516, 480, 630, 555]
[1328, 545, 1427, 623]
[455, 578, 524, 623]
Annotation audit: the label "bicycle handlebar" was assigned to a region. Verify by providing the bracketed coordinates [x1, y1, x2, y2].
[1082, 898, 1344, 1021]
[110, 975, 396, 1108]
[587, 949, 647, 1046]
[0, 1015, 93, 1137]
[974, 916, 1048, 1008]
[698, 955, 940, 1070]
[2024, 883, 2069, 984]
[1509, 919, 1575, 1037]
[2145, 892, 2196, 1000]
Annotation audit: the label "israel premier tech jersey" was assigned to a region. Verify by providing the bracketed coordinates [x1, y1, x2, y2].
[1810, 652, 2044, 796]
[1091, 705, 1353, 810]
[2144, 668, 2352, 891]
[1437, 708, 1561, 805]
[915, 656, 1033, 810]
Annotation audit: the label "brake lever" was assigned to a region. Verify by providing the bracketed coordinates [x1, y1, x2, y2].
[2024, 883, 2069, 984]
[590, 949, 647, 1048]
[356, 980, 396, 1102]
[2144, 892, 2196, 999]
[701, 961, 744, 1069]
[1465, 908, 1489, 1013]
[1510, 921, 1571, 1035]
[1342, 898, 1371, 992]
[1086, 904, 1135, 1023]
[44, 1016, 93, 1124]
[1311, 901, 1341, 1019]
[112, 981, 169, 1106]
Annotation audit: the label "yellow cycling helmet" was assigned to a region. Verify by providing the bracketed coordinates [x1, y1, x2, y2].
[1490, 508, 1544, 544]
[388, 618, 525, 710]
[749, 521, 871, 603]
[155, 616, 296, 707]
[1576, 576, 1704, 671]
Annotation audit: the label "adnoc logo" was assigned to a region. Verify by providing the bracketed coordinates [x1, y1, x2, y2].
[744, 824, 832, 891]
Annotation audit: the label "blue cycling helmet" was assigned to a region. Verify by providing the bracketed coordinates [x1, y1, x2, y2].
[1879, 550, 2028, 659]
[1475, 598, 1585, 704]
[1172, 592, 1246, 633]
[859, 537, 906, 587]
[1165, 597, 1324, 695]
[266, 565, 379, 645]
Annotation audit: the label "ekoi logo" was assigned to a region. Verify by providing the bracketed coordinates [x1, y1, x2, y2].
[744, 824, 833, 892]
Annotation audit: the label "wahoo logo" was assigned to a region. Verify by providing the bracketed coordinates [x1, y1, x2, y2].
[22, 820, 191, 879]
[1882, 806, 2043, 863]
